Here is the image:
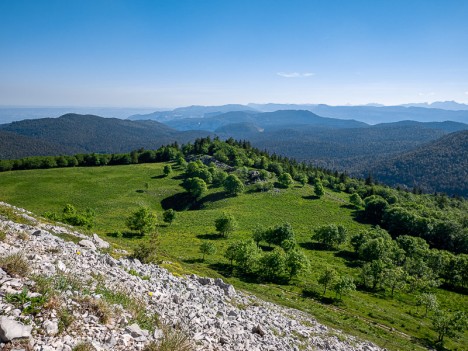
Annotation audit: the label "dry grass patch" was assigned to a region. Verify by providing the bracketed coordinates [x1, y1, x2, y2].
[143, 327, 194, 351]
[0, 252, 30, 277]
[72, 342, 96, 351]
[77, 296, 113, 324]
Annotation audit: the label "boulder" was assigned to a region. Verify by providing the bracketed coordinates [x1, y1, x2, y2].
[78, 240, 96, 250]
[0, 316, 32, 342]
[92, 234, 110, 249]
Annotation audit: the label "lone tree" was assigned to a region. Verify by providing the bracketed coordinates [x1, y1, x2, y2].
[183, 177, 207, 199]
[333, 275, 356, 300]
[163, 164, 172, 177]
[349, 193, 363, 208]
[162, 209, 176, 225]
[312, 224, 347, 249]
[215, 212, 238, 238]
[126, 207, 157, 235]
[199, 242, 216, 261]
[314, 181, 325, 198]
[318, 267, 338, 296]
[223, 174, 244, 196]
[285, 249, 310, 280]
[277, 173, 294, 188]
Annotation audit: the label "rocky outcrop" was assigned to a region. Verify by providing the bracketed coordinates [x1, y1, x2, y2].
[0, 202, 385, 351]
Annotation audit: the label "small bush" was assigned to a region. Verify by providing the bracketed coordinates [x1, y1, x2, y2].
[0, 230, 6, 241]
[0, 252, 30, 277]
[143, 327, 193, 351]
[72, 342, 96, 351]
[58, 307, 75, 334]
[78, 296, 112, 324]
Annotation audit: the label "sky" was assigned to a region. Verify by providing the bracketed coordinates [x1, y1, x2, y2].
[1, 0, 468, 108]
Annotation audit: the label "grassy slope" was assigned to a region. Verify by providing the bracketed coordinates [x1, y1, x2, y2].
[0, 162, 466, 351]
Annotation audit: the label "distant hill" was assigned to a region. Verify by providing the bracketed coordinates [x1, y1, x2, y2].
[0, 107, 160, 124]
[400, 101, 468, 111]
[128, 104, 258, 122]
[167, 110, 367, 132]
[247, 122, 465, 170]
[0, 113, 211, 159]
[364, 131, 468, 196]
[248, 104, 468, 124]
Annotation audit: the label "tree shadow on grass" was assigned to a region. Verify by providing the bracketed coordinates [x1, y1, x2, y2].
[302, 289, 336, 305]
[416, 337, 445, 351]
[105, 231, 144, 240]
[334, 250, 361, 268]
[161, 191, 226, 211]
[191, 191, 226, 210]
[299, 242, 330, 251]
[151, 175, 166, 179]
[208, 262, 234, 278]
[302, 195, 320, 200]
[196, 233, 223, 240]
[340, 203, 357, 210]
[161, 192, 194, 211]
[183, 257, 204, 264]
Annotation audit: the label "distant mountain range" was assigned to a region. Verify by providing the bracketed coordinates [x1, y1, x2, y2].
[1, 111, 467, 196]
[129, 103, 468, 125]
[0, 114, 211, 159]
[399, 101, 468, 110]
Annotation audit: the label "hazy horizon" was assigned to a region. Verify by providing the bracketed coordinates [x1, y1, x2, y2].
[1, 0, 468, 107]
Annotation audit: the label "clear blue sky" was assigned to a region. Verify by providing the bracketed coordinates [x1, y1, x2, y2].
[1, 0, 468, 107]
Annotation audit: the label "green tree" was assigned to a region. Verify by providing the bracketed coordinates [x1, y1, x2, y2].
[312, 224, 347, 249]
[364, 195, 388, 223]
[215, 212, 238, 238]
[132, 231, 159, 263]
[431, 310, 467, 344]
[417, 293, 439, 317]
[298, 174, 308, 187]
[333, 275, 356, 300]
[162, 209, 176, 225]
[223, 174, 244, 196]
[183, 177, 207, 199]
[285, 249, 310, 280]
[199, 242, 216, 261]
[225, 240, 260, 273]
[252, 226, 265, 248]
[383, 266, 407, 297]
[277, 173, 294, 188]
[361, 259, 386, 290]
[264, 223, 295, 247]
[349, 193, 363, 208]
[258, 248, 286, 281]
[126, 207, 157, 235]
[318, 267, 338, 296]
[163, 164, 172, 177]
[314, 181, 325, 198]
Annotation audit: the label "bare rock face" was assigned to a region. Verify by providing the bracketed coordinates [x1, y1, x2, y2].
[0, 316, 32, 342]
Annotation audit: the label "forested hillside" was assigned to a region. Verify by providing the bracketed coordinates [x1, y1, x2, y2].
[364, 130, 468, 196]
[0, 113, 211, 159]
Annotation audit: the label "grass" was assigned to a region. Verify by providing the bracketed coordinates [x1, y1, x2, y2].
[0, 252, 30, 277]
[0, 163, 466, 350]
[143, 327, 194, 351]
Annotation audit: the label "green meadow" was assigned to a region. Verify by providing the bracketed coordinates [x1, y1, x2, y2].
[0, 162, 466, 351]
